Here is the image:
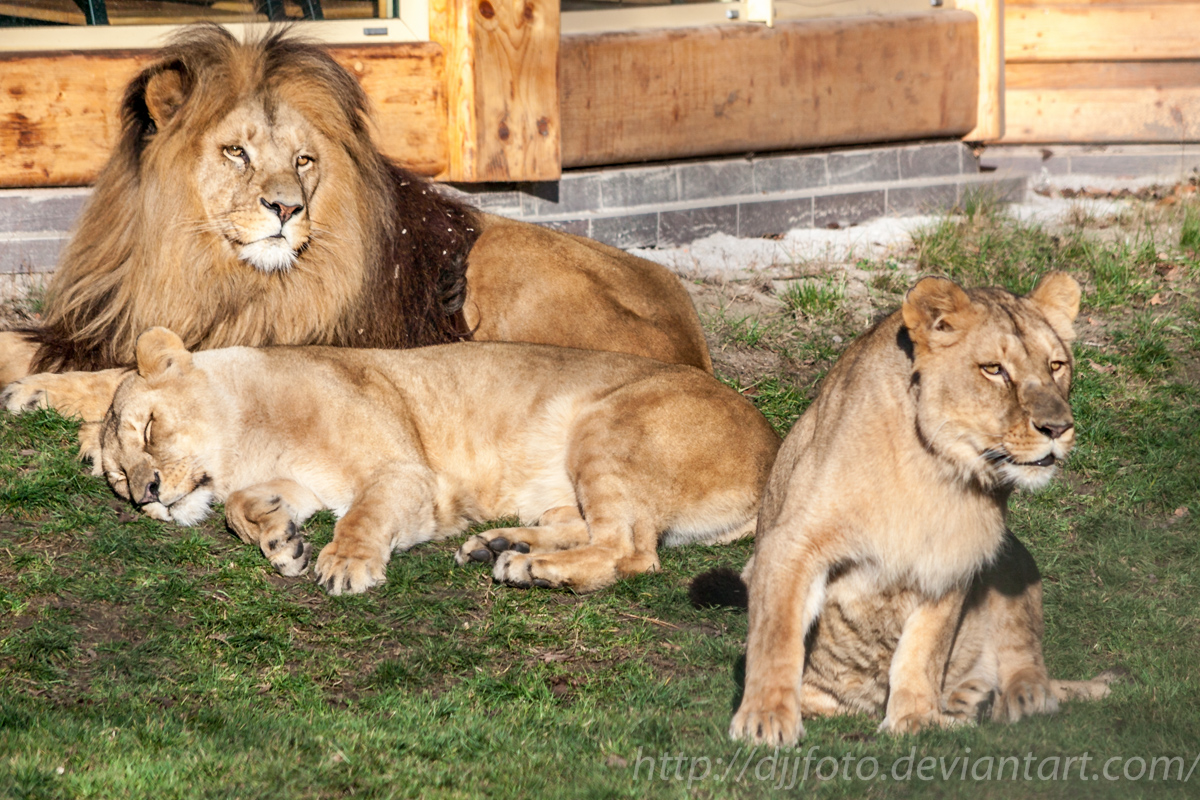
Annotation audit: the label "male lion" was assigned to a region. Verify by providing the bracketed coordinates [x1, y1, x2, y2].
[695, 273, 1116, 745]
[93, 329, 780, 595]
[0, 24, 710, 421]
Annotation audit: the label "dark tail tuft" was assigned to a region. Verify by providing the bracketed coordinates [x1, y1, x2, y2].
[689, 567, 748, 610]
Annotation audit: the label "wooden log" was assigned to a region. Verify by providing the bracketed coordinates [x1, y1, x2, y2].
[430, 0, 560, 182]
[958, 0, 1004, 140]
[559, 13, 979, 169]
[1004, 63, 1200, 141]
[1006, 4, 1200, 62]
[0, 43, 447, 189]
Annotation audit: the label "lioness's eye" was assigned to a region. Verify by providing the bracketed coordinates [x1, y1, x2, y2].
[296, 154, 314, 169]
[981, 364, 1004, 377]
[1050, 360, 1066, 373]
[223, 145, 249, 165]
[144, 416, 154, 447]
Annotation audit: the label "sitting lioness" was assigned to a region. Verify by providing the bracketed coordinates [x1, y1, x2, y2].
[92, 329, 780, 595]
[712, 273, 1115, 745]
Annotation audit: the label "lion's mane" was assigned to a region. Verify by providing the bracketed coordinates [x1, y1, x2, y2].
[26, 24, 479, 373]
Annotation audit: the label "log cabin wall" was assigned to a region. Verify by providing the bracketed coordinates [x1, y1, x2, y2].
[0, 5, 982, 188]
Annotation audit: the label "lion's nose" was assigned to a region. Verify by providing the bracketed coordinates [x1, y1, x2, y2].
[261, 197, 304, 224]
[1035, 420, 1073, 440]
[139, 472, 161, 505]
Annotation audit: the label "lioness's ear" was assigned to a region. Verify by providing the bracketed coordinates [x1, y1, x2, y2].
[143, 63, 189, 131]
[1027, 271, 1081, 343]
[902, 276, 976, 348]
[136, 327, 192, 380]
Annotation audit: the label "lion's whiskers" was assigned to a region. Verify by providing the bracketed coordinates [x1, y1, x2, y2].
[307, 225, 349, 244]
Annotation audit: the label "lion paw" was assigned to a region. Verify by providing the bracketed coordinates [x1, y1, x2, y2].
[314, 541, 386, 595]
[455, 531, 531, 566]
[491, 551, 556, 589]
[881, 708, 962, 735]
[1, 380, 48, 414]
[944, 679, 995, 723]
[729, 690, 804, 745]
[262, 521, 312, 578]
[994, 672, 1057, 722]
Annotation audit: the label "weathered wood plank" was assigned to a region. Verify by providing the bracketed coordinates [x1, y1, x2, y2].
[559, 13, 979, 169]
[430, 0, 560, 182]
[1006, 0, 1193, 6]
[958, 0, 1004, 140]
[1007, 60, 1200, 91]
[1004, 83, 1200, 142]
[1006, 4, 1200, 62]
[0, 43, 447, 189]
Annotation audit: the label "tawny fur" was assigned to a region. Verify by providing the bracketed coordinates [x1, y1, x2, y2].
[729, 272, 1116, 745]
[92, 329, 779, 595]
[0, 24, 710, 409]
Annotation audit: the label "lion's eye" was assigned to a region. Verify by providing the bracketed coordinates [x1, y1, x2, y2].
[296, 154, 314, 169]
[981, 363, 1007, 379]
[144, 417, 154, 447]
[1050, 360, 1067, 373]
[223, 145, 249, 165]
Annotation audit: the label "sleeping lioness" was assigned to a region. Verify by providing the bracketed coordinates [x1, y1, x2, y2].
[717, 273, 1116, 744]
[86, 329, 780, 595]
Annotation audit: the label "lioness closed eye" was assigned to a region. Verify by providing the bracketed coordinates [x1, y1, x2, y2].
[713, 273, 1117, 746]
[96, 329, 780, 595]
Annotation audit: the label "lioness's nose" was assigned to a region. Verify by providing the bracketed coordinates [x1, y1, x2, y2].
[1035, 420, 1073, 440]
[135, 471, 161, 505]
[261, 197, 304, 224]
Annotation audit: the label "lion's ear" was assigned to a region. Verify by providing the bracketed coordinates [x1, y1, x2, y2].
[136, 327, 192, 381]
[1027, 271, 1081, 342]
[902, 276, 976, 348]
[143, 64, 188, 130]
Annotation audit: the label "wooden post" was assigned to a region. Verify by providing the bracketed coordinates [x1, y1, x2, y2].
[430, 0, 560, 182]
[958, 0, 1004, 141]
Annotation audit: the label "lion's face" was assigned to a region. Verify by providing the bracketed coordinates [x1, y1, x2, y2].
[101, 330, 222, 525]
[192, 99, 326, 273]
[902, 274, 1080, 491]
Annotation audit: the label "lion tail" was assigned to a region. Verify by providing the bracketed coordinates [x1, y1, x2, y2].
[689, 567, 749, 610]
[1050, 667, 1128, 703]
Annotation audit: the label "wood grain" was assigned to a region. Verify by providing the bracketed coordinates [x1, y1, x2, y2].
[430, 0, 560, 182]
[1005, 84, 1200, 142]
[1007, 60, 1200, 91]
[559, 13, 979, 169]
[958, 0, 1004, 140]
[0, 43, 447, 188]
[1006, 4, 1200, 62]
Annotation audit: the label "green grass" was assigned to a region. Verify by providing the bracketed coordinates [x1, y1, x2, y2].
[780, 276, 846, 316]
[2, 201, 1200, 798]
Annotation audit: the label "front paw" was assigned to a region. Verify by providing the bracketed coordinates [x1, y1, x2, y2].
[314, 541, 386, 595]
[1, 379, 47, 414]
[994, 671, 1057, 722]
[492, 551, 555, 589]
[729, 689, 804, 745]
[262, 521, 312, 578]
[944, 678, 995, 723]
[881, 710, 949, 735]
[455, 531, 530, 566]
